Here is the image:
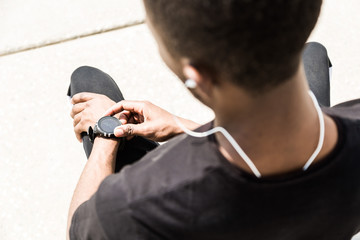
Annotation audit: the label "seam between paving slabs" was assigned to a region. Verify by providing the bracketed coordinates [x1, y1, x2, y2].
[0, 20, 145, 57]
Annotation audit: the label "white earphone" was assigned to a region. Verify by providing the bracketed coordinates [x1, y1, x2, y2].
[185, 79, 197, 89]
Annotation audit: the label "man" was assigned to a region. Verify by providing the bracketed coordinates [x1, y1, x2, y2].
[67, 0, 360, 239]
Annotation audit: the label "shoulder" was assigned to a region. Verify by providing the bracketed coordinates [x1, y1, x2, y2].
[320, 105, 360, 174]
[323, 103, 360, 148]
[324, 103, 360, 144]
[323, 101, 360, 122]
[323, 103, 360, 139]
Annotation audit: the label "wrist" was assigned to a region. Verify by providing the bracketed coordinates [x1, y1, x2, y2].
[93, 137, 121, 152]
[90, 137, 120, 165]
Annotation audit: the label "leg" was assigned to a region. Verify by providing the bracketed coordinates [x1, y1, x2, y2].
[68, 66, 125, 156]
[68, 66, 158, 172]
[302, 42, 332, 107]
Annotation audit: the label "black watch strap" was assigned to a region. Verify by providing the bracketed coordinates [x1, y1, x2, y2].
[88, 126, 96, 143]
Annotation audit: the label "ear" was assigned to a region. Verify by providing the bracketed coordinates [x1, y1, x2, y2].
[183, 65, 214, 90]
[183, 65, 201, 85]
[182, 64, 215, 105]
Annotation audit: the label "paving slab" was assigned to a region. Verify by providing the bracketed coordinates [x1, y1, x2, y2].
[0, 0, 144, 56]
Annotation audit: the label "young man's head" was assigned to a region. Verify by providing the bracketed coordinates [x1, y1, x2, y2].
[143, 0, 322, 94]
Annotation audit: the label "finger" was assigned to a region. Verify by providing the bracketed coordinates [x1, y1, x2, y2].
[133, 114, 140, 122]
[74, 122, 88, 142]
[133, 114, 144, 123]
[114, 123, 148, 138]
[73, 113, 82, 127]
[127, 115, 137, 124]
[71, 92, 99, 104]
[119, 110, 132, 125]
[74, 127, 82, 143]
[104, 100, 147, 117]
[70, 102, 86, 119]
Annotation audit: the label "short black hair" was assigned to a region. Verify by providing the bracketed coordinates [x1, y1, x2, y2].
[144, 0, 322, 93]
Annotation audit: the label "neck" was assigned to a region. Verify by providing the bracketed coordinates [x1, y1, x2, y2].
[213, 65, 338, 177]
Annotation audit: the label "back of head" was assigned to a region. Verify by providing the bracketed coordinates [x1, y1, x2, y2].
[144, 0, 322, 93]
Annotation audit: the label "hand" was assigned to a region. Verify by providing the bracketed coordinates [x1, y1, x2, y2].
[104, 100, 199, 142]
[71, 92, 116, 142]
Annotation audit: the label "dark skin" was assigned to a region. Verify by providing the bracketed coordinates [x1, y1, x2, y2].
[67, 8, 339, 240]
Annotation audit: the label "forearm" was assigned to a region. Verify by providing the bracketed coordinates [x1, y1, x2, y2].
[67, 138, 120, 239]
[173, 116, 201, 135]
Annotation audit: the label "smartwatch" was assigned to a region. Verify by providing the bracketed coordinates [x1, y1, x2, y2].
[88, 116, 122, 143]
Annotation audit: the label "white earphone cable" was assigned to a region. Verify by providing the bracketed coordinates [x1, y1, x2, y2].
[174, 90, 325, 178]
[303, 90, 325, 170]
[174, 117, 262, 178]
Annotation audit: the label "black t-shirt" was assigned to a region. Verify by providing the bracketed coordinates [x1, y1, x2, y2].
[70, 104, 360, 240]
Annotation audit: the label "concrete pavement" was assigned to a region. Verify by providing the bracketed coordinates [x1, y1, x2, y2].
[0, 0, 359, 239]
[0, 0, 145, 56]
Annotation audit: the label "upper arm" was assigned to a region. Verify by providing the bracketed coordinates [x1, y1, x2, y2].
[69, 194, 108, 240]
[69, 174, 150, 240]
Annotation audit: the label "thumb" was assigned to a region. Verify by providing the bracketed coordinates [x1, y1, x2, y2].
[114, 124, 143, 137]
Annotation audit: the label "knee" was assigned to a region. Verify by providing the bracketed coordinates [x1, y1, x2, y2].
[71, 66, 96, 83]
[304, 42, 328, 56]
[68, 66, 98, 97]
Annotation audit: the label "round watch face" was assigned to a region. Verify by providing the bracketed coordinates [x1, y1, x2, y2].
[97, 116, 122, 134]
